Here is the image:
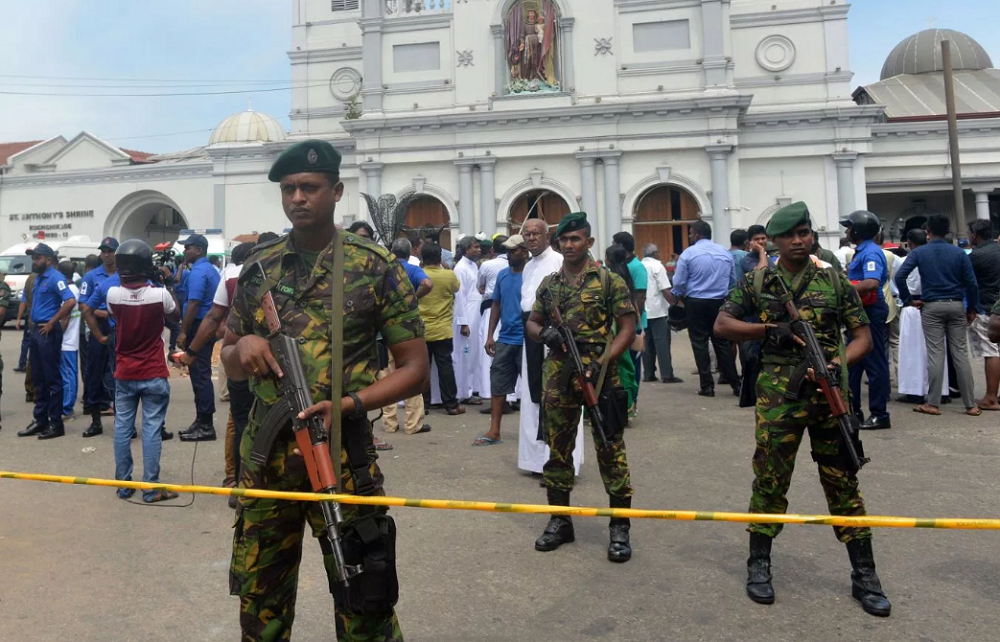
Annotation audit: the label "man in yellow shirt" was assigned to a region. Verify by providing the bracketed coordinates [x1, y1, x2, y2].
[420, 242, 465, 415]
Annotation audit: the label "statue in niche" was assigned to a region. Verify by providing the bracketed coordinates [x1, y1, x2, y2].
[504, 0, 559, 94]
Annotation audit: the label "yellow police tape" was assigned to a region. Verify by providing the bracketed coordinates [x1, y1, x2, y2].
[2, 470, 999, 530]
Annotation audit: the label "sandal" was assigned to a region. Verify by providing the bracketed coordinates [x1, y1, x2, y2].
[966, 406, 983, 417]
[374, 437, 394, 451]
[913, 405, 941, 416]
[143, 490, 179, 503]
[472, 435, 503, 446]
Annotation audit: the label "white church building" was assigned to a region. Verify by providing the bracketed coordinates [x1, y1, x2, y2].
[1, 0, 997, 256]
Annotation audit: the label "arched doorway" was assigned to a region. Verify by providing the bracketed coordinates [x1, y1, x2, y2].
[633, 185, 700, 261]
[405, 195, 451, 249]
[507, 189, 571, 234]
[106, 190, 188, 245]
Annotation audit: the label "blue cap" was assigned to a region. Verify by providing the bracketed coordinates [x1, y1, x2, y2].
[99, 237, 119, 252]
[27, 243, 56, 258]
[180, 233, 209, 249]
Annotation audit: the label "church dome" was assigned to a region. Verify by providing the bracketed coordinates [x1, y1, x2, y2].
[880, 29, 993, 80]
[208, 109, 286, 146]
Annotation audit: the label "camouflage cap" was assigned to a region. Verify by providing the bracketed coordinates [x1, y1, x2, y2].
[268, 139, 342, 182]
[555, 212, 589, 237]
[766, 201, 811, 237]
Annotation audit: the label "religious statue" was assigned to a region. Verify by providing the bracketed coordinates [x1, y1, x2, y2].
[504, 0, 559, 94]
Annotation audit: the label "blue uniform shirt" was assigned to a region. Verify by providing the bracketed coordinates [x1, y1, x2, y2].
[185, 256, 221, 320]
[80, 265, 115, 310]
[31, 266, 75, 322]
[848, 239, 887, 303]
[86, 272, 121, 327]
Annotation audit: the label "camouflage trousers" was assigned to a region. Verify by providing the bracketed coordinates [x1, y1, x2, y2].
[749, 366, 871, 543]
[230, 409, 402, 642]
[541, 354, 633, 498]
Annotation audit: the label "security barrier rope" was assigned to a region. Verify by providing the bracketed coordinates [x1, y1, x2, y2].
[3, 470, 999, 530]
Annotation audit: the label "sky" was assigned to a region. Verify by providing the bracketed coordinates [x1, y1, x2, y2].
[0, 0, 996, 154]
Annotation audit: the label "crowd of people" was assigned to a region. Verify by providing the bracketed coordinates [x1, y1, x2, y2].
[4, 139, 999, 638]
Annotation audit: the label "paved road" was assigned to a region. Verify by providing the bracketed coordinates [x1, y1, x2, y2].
[1, 330, 998, 641]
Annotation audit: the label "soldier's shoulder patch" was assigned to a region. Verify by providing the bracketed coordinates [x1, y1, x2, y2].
[238, 261, 266, 288]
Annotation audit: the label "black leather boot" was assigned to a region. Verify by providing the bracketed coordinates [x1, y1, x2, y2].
[82, 409, 103, 438]
[746, 532, 775, 604]
[38, 423, 66, 440]
[180, 415, 216, 442]
[178, 418, 201, 438]
[846, 538, 891, 617]
[161, 424, 173, 441]
[608, 496, 632, 563]
[18, 421, 43, 437]
[535, 489, 575, 552]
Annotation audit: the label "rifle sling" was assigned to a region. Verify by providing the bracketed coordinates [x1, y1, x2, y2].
[331, 231, 345, 492]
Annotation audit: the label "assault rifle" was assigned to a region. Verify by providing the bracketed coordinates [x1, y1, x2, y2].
[550, 305, 608, 447]
[773, 276, 869, 474]
[249, 289, 362, 587]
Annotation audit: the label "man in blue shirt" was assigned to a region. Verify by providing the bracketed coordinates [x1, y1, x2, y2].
[476, 235, 529, 445]
[843, 210, 892, 430]
[894, 215, 981, 416]
[78, 237, 118, 436]
[17, 244, 77, 440]
[671, 221, 740, 397]
[176, 234, 221, 441]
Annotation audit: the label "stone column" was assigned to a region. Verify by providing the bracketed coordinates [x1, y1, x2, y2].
[360, 162, 384, 218]
[832, 152, 858, 220]
[491, 24, 506, 97]
[700, 0, 728, 87]
[706, 145, 733, 244]
[577, 153, 599, 247]
[360, 0, 385, 112]
[479, 158, 497, 236]
[559, 17, 576, 93]
[602, 152, 623, 243]
[974, 189, 992, 221]
[457, 162, 475, 237]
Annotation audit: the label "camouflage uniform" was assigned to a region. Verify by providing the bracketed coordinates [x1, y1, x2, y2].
[228, 231, 422, 642]
[0, 279, 10, 412]
[720, 262, 872, 543]
[533, 260, 635, 497]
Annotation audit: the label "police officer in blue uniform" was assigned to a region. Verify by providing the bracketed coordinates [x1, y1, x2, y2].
[176, 233, 220, 442]
[79, 237, 119, 437]
[17, 243, 77, 440]
[843, 210, 892, 430]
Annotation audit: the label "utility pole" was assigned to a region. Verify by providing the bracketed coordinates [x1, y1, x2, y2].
[942, 39, 967, 235]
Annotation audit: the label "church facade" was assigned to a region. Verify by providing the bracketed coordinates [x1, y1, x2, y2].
[2, 2, 998, 256]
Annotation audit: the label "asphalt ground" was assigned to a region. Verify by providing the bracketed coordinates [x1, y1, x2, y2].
[1, 329, 998, 642]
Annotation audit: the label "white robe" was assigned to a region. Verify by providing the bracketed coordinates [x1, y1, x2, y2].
[897, 259, 949, 397]
[517, 247, 584, 474]
[453, 257, 482, 400]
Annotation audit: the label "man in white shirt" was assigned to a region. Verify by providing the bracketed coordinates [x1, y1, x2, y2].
[477, 235, 510, 408]
[518, 218, 584, 475]
[453, 236, 483, 404]
[896, 229, 949, 401]
[58, 261, 81, 419]
[640, 244, 682, 384]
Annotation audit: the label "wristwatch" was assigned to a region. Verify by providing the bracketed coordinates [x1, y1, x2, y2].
[185, 346, 197, 357]
[346, 391, 365, 420]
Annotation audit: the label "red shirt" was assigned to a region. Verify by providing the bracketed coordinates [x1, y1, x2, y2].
[107, 283, 176, 381]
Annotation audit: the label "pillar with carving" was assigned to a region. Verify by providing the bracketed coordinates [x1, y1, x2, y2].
[479, 159, 497, 236]
[706, 145, 733, 244]
[456, 162, 476, 237]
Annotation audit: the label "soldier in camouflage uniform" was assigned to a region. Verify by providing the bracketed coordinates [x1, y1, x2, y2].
[0, 274, 10, 431]
[222, 140, 428, 642]
[715, 201, 891, 617]
[525, 212, 638, 563]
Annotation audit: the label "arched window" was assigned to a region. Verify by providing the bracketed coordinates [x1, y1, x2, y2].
[503, 0, 561, 94]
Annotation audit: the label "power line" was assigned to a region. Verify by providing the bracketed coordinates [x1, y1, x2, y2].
[101, 116, 292, 142]
[0, 84, 325, 98]
[0, 73, 292, 83]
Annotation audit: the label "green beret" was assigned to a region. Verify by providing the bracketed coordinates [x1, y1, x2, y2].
[268, 139, 342, 182]
[555, 212, 589, 237]
[766, 201, 811, 237]
[479, 238, 493, 250]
